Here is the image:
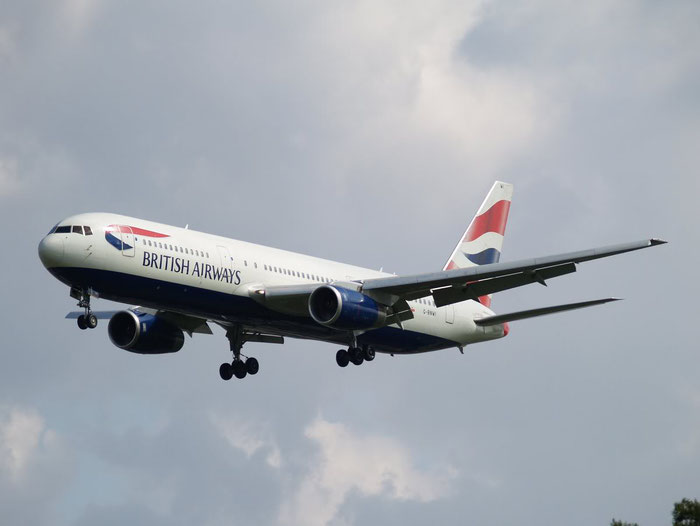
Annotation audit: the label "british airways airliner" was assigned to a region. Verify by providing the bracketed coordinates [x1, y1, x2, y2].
[37, 182, 665, 381]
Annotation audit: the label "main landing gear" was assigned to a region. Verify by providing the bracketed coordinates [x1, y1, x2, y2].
[336, 345, 375, 368]
[71, 287, 97, 330]
[219, 326, 260, 381]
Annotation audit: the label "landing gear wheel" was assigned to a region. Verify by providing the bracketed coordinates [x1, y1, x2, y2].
[86, 313, 98, 329]
[245, 357, 259, 375]
[363, 346, 375, 361]
[219, 362, 234, 381]
[336, 349, 349, 367]
[232, 360, 247, 379]
[349, 347, 364, 366]
[77, 315, 88, 330]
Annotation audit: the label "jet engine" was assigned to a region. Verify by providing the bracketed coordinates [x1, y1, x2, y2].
[308, 285, 387, 330]
[108, 310, 184, 354]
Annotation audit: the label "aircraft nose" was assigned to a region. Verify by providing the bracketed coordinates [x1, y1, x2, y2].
[38, 235, 64, 268]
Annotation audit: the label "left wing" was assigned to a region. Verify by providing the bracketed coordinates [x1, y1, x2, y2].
[251, 238, 665, 318]
[360, 238, 665, 308]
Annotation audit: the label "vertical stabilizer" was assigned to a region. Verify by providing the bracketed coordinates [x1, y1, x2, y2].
[443, 181, 513, 307]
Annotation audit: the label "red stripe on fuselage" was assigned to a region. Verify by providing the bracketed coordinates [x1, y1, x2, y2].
[106, 225, 170, 238]
[464, 200, 511, 242]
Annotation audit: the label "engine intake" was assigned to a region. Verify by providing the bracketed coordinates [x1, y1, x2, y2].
[308, 285, 386, 330]
[108, 310, 184, 354]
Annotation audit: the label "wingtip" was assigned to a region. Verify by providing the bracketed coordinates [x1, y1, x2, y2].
[650, 238, 668, 246]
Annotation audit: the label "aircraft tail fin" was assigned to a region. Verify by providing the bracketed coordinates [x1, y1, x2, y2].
[443, 181, 514, 307]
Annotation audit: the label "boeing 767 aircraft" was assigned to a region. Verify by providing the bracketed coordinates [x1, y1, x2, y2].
[38, 182, 665, 381]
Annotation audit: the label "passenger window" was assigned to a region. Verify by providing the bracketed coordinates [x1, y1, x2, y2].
[143, 239, 146, 246]
[72, 225, 83, 235]
[55, 226, 71, 234]
[254, 262, 258, 269]
[84, 226, 93, 235]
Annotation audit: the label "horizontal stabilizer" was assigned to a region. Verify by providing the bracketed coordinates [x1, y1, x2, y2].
[474, 298, 621, 326]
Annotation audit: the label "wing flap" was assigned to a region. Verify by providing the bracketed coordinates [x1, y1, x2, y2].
[432, 262, 577, 307]
[361, 239, 665, 307]
[474, 298, 621, 326]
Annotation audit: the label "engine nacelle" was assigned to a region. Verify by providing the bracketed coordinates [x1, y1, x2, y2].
[108, 310, 184, 354]
[308, 285, 386, 330]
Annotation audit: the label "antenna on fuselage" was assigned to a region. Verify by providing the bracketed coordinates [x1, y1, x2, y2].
[185, 224, 189, 229]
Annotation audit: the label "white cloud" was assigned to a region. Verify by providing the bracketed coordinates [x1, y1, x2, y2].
[211, 412, 282, 469]
[307, 1, 553, 183]
[0, 408, 45, 479]
[61, 0, 101, 36]
[279, 418, 457, 526]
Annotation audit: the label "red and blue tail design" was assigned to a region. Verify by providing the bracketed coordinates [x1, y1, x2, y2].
[443, 181, 513, 307]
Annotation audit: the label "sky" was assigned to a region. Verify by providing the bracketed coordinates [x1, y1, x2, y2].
[1, 0, 698, 524]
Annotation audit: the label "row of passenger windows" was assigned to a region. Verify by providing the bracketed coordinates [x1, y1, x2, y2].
[262, 264, 332, 283]
[414, 297, 434, 306]
[143, 237, 341, 283]
[142, 238, 210, 259]
[52, 225, 93, 235]
[145, 238, 335, 282]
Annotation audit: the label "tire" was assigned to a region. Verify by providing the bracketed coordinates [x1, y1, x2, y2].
[77, 315, 88, 330]
[86, 313, 98, 329]
[363, 347, 375, 361]
[246, 357, 259, 375]
[219, 362, 234, 381]
[350, 348, 364, 366]
[336, 349, 349, 367]
[233, 360, 247, 379]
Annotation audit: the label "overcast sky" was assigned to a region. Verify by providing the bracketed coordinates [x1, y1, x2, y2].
[1, 1, 698, 524]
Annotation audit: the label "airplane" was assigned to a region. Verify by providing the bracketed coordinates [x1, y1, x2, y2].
[37, 181, 665, 381]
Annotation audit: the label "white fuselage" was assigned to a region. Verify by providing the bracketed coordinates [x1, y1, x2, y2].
[39, 213, 506, 353]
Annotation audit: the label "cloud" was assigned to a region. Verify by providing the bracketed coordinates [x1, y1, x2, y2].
[279, 418, 457, 526]
[0, 23, 17, 62]
[0, 406, 46, 479]
[0, 156, 20, 198]
[210, 412, 283, 469]
[0, 406, 73, 526]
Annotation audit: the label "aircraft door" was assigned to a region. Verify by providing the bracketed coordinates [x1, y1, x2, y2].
[445, 304, 455, 324]
[217, 245, 232, 270]
[217, 245, 234, 286]
[121, 226, 135, 257]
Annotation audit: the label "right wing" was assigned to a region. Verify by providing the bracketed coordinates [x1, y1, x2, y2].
[474, 297, 621, 326]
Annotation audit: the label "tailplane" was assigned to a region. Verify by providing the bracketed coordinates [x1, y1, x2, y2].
[443, 181, 514, 307]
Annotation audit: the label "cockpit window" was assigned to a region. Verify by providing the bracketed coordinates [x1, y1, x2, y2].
[54, 226, 71, 234]
[72, 225, 84, 235]
[84, 226, 93, 236]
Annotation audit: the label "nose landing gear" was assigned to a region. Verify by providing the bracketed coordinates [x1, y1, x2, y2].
[71, 287, 97, 330]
